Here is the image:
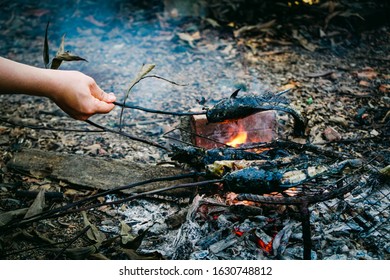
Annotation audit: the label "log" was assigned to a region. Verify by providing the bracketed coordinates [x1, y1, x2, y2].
[7, 149, 195, 197]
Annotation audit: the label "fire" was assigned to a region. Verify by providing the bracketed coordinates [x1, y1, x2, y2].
[226, 131, 247, 147]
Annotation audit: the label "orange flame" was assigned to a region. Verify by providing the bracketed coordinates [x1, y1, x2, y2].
[226, 131, 247, 147]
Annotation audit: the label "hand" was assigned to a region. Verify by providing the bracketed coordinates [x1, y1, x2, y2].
[47, 70, 116, 120]
[0, 57, 116, 120]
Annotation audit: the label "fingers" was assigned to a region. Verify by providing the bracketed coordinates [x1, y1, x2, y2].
[92, 84, 116, 103]
[93, 100, 116, 114]
[99, 91, 116, 103]
[89, 84, 116, 115]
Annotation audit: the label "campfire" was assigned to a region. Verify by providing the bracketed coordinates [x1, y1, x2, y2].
[94, 100, 387, 260]
[1, 0, 389, 261]
[2, 73, 388, 260]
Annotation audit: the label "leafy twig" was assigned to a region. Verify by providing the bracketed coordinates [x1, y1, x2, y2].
[119, 64, 155, 130]
[42, 22, 87, 69]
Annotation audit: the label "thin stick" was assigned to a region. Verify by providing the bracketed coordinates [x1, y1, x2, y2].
[9, 178, 222, 229]
[53, 225, 91, 260]
[114, 102, 206, 116]
[142, 75, 188, 86]
[63, 178, 223, 214]
[300, 202, 312, 260]
[2, 172, 202, 229]
[85, 119, 169, 151]
[0, 117, 102, 133]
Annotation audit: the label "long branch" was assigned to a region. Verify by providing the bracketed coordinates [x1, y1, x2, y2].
[114, 102, 206, 116]
[85, 119, 169, 151]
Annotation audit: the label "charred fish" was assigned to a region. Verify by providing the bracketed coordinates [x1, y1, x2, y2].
[206, 89, 306, 136]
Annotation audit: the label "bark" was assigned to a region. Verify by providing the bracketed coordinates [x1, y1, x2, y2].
[7, 149, 194, 197]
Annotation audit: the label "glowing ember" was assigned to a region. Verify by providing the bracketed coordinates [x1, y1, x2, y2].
[256, 238, 274, 254]
[234, 227, 245, 237]
[226, 131, 247, 147]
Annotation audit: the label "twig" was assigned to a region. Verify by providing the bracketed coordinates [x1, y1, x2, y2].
[142, 75, 188, 86]
[305, 70, 334, 78]
[7, 178, 221, 230]
[0, 117, 102, 133]
[53, 225, 91, 260]
[114, 102, 206, 116]
[85, 119, 169, 151]
[300, 202, 312, 260]
[163, 127, 228, 147]
[0, 117, 171, 151]
[1, 172, 202, 229]
[68, 178, 223, 212]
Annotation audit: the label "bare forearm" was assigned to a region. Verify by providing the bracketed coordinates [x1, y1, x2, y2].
[0, 56, 116, 120]
[0, 57, 56, 97]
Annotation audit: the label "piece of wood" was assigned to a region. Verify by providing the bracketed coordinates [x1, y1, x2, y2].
[7, 149, 194, 197]
[191, 111, 278, 149]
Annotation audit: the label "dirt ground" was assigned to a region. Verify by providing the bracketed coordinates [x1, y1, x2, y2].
[0, 0, 389, 259]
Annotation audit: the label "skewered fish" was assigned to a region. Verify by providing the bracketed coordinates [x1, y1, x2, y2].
[206, 89, 306, 136]
[222, 159, 362, 193]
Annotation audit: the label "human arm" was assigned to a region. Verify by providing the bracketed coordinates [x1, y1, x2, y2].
[0, 56, 116, 120]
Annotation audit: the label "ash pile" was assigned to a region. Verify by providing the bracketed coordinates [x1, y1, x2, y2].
[101, 137, 389, 260]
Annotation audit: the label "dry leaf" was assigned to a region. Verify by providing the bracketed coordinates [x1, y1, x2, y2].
[379, 165, 390, 177]
[120, 221, 137, 245]
[292, 29, 318, 52]
[359, 80, 371, 87]
[0, 208, 29, 226]
[85, 15, 106, 27]
[119, 63, 156, 129]
[205, 18, 220, 27]
[234, 19, 276, 38]
[81, 211, 106, 243]
[177, 32, 200, 47]
[279, 80, 300, 91]
[57, 34, 65, 56]
[323, 126, 342, 142]
[24, 188, 45, 219]
[84, 143, 101, 154]
[379, 84, 390, 93]
[329, 116, 349, 127]
[51, 52, 88, 69]
[43, 21, 50, 67]
[356, 69, 378, 80]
